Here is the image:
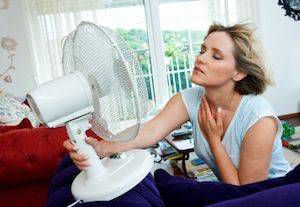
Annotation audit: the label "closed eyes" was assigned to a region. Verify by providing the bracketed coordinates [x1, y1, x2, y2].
[199, 49, 222, 60]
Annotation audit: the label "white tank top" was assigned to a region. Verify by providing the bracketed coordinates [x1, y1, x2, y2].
[180, 86, 291, 179]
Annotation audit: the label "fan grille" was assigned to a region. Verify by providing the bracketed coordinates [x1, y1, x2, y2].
[62, 22, 150, 141]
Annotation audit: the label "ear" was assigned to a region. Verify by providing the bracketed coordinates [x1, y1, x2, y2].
[232, 70, 247, 81]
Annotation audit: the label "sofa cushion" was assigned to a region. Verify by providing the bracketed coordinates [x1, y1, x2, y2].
[207, 183, 300, 207]
[0, 118, 33, 134]
[154, 165, 300, 207]
[0, 126, 68, 186]
[0, 181, 49, 207]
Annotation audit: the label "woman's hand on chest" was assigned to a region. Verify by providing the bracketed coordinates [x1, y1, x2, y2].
[198, 96, 225, 147]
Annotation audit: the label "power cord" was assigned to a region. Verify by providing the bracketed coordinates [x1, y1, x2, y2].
[67, 199, 82, 207]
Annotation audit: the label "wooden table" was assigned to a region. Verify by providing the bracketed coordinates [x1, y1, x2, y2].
[164, 134, 194, 177]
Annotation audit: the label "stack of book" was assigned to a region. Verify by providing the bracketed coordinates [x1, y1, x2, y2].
[189, 167, 219, 182]
[187, 158, 218, 182]
[174, 153, 219, 182]
[153, 140, 182, 161]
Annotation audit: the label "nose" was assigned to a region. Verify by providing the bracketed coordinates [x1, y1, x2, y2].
[195, 53, 206, 65]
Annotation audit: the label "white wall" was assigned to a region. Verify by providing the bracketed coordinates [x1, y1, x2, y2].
[258, 0, 300, 115]
[0, 0, 36, 97]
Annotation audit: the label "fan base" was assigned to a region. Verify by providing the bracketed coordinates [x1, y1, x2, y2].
[71, 149, 153, 202]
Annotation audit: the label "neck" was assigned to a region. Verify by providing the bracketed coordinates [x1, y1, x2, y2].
[204, 85, 241, 112]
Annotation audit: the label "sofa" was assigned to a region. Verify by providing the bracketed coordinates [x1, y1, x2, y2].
[3, 118, 300, 207]
[1, 93, 299, 207]
[45, 155, 300, 207]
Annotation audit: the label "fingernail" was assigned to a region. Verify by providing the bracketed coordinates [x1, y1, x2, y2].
[85, 137, 90, 140]
[217, 107, 222, 112]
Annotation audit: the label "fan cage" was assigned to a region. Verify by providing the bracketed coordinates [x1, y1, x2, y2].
[62, 22, 151, 141]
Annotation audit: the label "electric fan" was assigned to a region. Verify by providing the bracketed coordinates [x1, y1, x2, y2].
[26, 22, 153, 202]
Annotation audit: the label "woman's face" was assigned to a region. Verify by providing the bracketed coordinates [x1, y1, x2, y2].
[191, 31, 240, 88]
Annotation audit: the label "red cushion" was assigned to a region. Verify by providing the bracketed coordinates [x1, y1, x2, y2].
[0, 118, 33, 134]
[0, 181, 49, 207]
[0, 126, 68, 186]
[0, 125, 102, 187]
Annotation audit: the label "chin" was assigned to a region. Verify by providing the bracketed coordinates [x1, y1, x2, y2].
[191, 72, 205, 86]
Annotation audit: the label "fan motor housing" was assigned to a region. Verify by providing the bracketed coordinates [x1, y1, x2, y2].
[27, 71, 94, 127]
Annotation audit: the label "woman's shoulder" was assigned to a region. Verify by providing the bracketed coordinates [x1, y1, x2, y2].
[237, 94, 280, 139]
[241, 95, 275, 117]
[179, 86, 204, 121]
[180, 86, 205, 96]
[180, 86, 205, 104]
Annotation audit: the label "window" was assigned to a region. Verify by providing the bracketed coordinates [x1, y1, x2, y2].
[158, 0, 239, 97]
[24, 0, 254, 108]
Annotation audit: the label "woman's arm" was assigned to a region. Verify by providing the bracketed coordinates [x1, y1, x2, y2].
[64, 93, 190, 169]
[238, 117, 277, 184]
[209, 142, 239, 185]
[113, 93, 190, 153]
[213, 117, 277, 185]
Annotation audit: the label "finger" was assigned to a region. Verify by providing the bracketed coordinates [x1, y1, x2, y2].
[70, 152, 88, 162]
[211, 110, 216, 119]
[76, 165, 86, 171]
[198, 104, 203, 121]
[63, 140, 75, 151]
[69, 152, 78, 161]
[74, 160, 90, 168]
[200, 97, 207, 121]
[216, 107, 223, 129]
[203, 97, 213, 121]
[65, 140, 79, 152]
[198, 107, 202, 124]
[73, 160, 87, 168]
[201, 104, 206, 122]
[85, 137, 98, 147]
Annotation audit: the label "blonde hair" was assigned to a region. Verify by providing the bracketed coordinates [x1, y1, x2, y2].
[205, 23, 272, 95]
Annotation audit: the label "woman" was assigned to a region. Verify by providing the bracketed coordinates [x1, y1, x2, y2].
[64, 23, 291, 186]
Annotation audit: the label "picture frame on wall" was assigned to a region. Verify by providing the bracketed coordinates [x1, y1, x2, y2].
[278, 0, 300, 21]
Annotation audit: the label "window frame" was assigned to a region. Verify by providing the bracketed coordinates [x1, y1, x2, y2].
[143, 0, 230, 106]
[144, 0, 169, 107]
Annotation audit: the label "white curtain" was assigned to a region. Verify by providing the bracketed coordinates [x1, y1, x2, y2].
[207, 0, 260, 26]
[23, 0, 107, 84]
[23, 0, 260, 85]
[236, 0, 260, 25]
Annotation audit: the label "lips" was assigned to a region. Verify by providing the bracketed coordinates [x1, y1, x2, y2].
[193, 66, 205, 74]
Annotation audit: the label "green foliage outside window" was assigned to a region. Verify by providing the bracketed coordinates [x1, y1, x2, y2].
[116, 28, 206, 99]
